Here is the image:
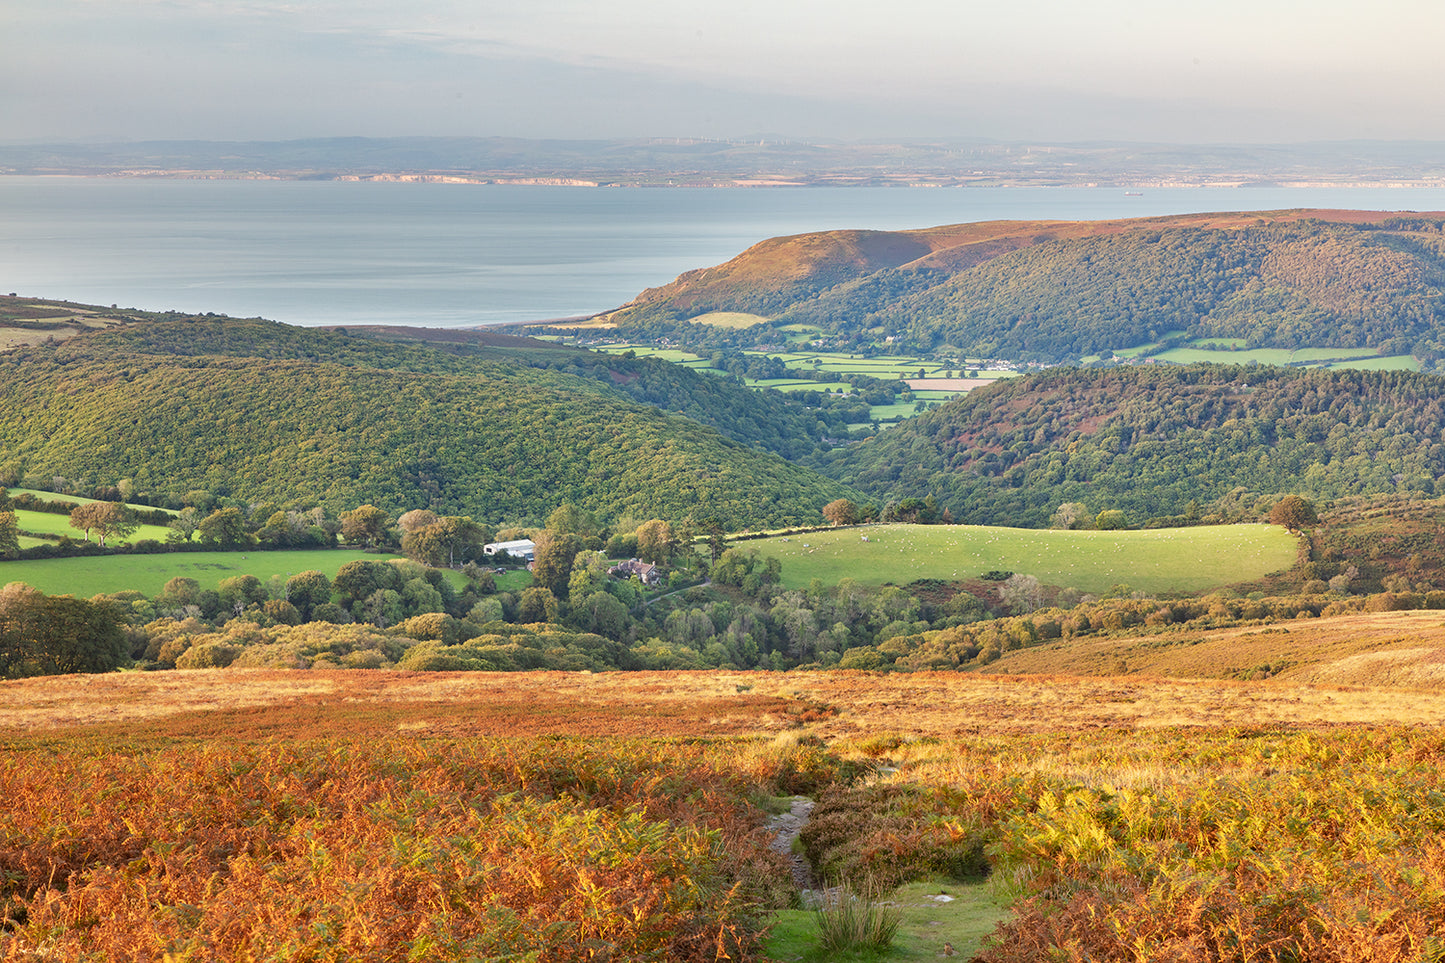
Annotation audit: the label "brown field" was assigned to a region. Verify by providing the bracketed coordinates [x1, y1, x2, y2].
[984, 608, 1445, 686]
[6, 666, 1445, 743]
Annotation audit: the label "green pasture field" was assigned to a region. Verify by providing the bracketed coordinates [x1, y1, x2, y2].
[1286, 346, 1382, 362]
[690, 311, 769, 329]
[767, 382, 853, 394]
[12, 508, 173, 545]
[910, 390, 964, 401]
[5, 488, 178, 516]
[748, 378, 819, 388]
[0, 549, 469, 598]
[1329, 355, 1420, 371]
[593, 345, 708, 364]
[493, 569, 532, 592]
[1151, 346, 1297, 365]
[869, 403, 941, 421]
[1146, 344, 1418, 370]
[753, 523, 1297, 594]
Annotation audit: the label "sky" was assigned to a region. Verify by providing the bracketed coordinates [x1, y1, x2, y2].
[3, 0, 1443, 145]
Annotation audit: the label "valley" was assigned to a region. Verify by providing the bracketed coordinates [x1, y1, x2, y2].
[6, 206, 1445, 960]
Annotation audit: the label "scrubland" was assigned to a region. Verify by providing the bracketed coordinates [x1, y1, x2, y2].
[4, 669, 1445, 961]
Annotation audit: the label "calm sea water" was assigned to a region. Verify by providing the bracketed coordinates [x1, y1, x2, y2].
[3, 177, 1445, 327]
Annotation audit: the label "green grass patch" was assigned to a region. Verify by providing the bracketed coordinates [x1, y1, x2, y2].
[0, 549, 418, 597]
[1152, 346, 1297, 365]
[1286, 346, 1383, 362]
[868, 404, 932, 421]
[5, 488, 178, 516]
[763, 877, 1005, 962]
[12, 508, 173, 545]
[755, 523, 1297, 594]
[690, 311, 770, 329]
[493, 569, 532, 592]
[747, 378, 817, 388]
[1328, 355, 1420, 371]
[769, 382, 853, 394]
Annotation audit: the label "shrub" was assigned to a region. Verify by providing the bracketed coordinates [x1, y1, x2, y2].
[174, 640, 241, 669]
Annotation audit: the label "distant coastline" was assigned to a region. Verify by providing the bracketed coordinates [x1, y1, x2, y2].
[8, 170, 1445, 190]
[4, 135, 1444, 190]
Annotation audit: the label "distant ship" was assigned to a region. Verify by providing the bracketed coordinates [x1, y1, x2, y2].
[1124, 191, 1144, 196]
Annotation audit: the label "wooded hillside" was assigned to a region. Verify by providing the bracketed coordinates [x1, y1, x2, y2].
[827, 364, 1445, 526]
[0, 314, 858, 527]
[605, 211, 1445, 363]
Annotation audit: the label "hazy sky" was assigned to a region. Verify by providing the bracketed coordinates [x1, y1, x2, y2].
[4, 0, 1442, 144]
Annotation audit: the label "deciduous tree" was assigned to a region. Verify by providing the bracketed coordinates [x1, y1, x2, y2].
[198, 507, 251, 547]
[0, 584, 128, 678]
[531, 531, 584, 599]
[822, 498, 860, 527]
[634, 519, 677, 564]
[1268, 495, 1319, 532]
[0, 510, 18, 558]
[69, 501, 137, 547]
[340, 504, 392, 549]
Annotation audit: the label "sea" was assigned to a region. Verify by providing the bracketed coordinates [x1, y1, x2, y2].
[3, 177, 1445, 328]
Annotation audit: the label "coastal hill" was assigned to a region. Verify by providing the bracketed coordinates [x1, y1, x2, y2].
[602, 210, 1445, 363]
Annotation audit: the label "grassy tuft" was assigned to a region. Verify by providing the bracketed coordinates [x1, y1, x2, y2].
[815, 877, 902, 953]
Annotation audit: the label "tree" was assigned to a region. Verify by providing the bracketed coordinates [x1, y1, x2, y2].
[0, 584, 128, 678]
[822, 498, 860, 527]
[68, 501, 137, 547]
[402, 516, 490, 568]
[1000, 573, 1044, 614]
[198, 507, 251, 547]
[285, 570, 333, 620]
[698, 517, 728, 564]
[634, 519, 678, 564]
[340, 504, 392, 549]
[397, 508, 439, 534]
[0, 510, 18, 559]
[531, 531, 584, 599]
[517, 586, 560, 624]
[546, 503, 600, 540]
[333, 560, 402, 610]
[1095, 509, 1129, 531]
[166, 506, 202, 544]
[1050, 503, 1091, 530]
[1268, 495, 1319, 532]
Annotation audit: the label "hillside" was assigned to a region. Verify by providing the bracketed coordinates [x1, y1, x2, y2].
[980, 609, 1445, 688]
[826, 364, 1445, 526]
[0, 311, 858, 527]
[602, 211, 1445, 363]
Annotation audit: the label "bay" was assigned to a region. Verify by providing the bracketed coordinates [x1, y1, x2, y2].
[2, 177, 1444, 328]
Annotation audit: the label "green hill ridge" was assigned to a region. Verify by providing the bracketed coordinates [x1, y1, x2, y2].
[826, 363, 1445, 526]
[0, 311, 858, 528]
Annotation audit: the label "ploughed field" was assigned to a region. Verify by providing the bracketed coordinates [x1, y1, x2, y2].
[3, 669, 1445, 961]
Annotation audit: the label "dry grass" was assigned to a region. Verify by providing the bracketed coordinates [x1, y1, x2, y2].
[7, 667, 1445, 743]
[984, 608, 1445, 685]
